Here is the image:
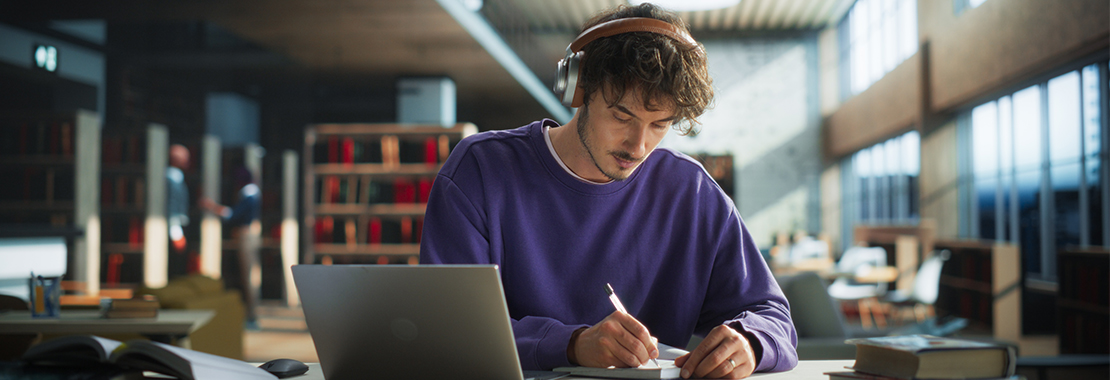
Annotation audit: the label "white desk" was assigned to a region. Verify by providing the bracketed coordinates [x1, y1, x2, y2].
[289, 360, 854, 380]
[0, 309, 214, 348]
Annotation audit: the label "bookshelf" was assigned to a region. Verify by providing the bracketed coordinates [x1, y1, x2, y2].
[1057, 246, 1109, 354]
[0, 110, 101, 295]
[302, 123, 477, 266]
[934, 240, 1021, 342]
[99, 125, 158, 288]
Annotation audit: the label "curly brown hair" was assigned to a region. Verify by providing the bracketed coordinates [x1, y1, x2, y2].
[576, 3, 714, 135]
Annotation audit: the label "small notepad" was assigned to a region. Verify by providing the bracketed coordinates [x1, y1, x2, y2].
[553, 343, 688, 379]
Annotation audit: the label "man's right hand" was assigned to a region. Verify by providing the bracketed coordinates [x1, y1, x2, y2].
[571, 310, 659, 368]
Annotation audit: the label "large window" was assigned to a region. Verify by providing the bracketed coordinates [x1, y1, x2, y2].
[841, 130, 921, 250]
[964, 62, 1109, 282]
[843, 0, 918, 96]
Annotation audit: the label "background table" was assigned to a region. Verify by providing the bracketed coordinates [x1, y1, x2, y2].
[0, 309, 214, 348]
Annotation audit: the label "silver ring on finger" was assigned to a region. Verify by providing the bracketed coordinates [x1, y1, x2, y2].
[727, 358, 736, 369]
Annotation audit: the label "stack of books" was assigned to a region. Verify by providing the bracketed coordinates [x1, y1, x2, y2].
[826, 335, 1017, 380]
[100, 295, 160, 319]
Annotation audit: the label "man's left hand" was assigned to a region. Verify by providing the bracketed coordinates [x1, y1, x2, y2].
[673, 325, 756, 379]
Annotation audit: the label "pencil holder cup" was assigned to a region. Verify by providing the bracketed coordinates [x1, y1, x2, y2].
[29, 275, 61, 318]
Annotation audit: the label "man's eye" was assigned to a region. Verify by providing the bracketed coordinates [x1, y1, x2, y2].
[613, 114, 631, 122]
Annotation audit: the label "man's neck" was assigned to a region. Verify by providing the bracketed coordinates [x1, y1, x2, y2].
[548, 118, 609, 183]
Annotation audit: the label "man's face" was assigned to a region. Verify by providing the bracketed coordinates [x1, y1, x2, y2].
[577, 90, 677, 181]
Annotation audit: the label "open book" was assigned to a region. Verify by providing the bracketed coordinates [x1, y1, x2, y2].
[22, 335, 276, 380]
[553, 343, 688, 379]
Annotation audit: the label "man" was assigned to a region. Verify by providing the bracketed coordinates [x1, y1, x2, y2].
[167, 144, 191, 254]
[420, 4, 797, 379]
[199, 167, 262, 328]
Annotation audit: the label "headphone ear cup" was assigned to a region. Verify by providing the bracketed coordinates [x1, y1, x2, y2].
[553, 57, 569, 103]
[563, 51, 583, 108]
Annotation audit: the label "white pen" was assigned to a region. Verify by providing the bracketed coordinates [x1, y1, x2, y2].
[604, 283, 659, 367]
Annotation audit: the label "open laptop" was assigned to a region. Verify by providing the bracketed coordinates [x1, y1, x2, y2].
[293, 264, 544, 380]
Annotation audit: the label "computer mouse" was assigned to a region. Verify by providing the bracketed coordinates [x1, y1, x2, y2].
[259, 358, 309, 378]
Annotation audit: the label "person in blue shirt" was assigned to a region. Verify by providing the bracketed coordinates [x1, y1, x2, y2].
[200, 167, 262, 328]
[167, 144, 191, 253]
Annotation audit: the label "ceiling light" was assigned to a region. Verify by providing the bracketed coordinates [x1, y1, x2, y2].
[628, 0, 741, 12]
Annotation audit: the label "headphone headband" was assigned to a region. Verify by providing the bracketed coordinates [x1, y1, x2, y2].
[567, 17, 697, 54]
[554, 17, 698, 108]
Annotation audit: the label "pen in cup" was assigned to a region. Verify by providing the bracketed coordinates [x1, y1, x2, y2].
[604, 283, 659, 367]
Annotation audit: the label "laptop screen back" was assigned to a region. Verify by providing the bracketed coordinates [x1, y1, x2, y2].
[293, 265, 523, 380]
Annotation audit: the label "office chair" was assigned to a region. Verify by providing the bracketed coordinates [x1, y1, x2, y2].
[827, 246, 889, 329]
[883, 250, 951, 323]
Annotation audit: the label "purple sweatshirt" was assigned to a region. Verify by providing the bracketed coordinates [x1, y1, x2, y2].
[420, 120, 798, 372]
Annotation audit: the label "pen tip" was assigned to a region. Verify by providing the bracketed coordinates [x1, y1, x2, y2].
[604, 283, 614, 295]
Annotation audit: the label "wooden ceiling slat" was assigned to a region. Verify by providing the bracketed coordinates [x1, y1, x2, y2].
[780, 0, 812, 29]
[736, 0, 762, 29]
[766, 0, 797, 29]
[750, 0, 780, 29]
[807, 0, 842, 28]
[794, 0, 825, 28]
[719, 2, 743, 30]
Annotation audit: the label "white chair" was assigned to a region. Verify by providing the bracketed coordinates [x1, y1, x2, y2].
[883, 250, 951, 323]
[789, 237, 830, 263]
[827, 246, 889, 329]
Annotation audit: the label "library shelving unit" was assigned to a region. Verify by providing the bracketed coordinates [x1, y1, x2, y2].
[99, 126, 152, 287]
[303, 123, 477, 266]
[934, 240, 1021, 342]
[0, 110, 101, 295]
[1056, 246, 1109, 354]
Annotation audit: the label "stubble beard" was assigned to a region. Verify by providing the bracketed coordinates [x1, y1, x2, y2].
[577, 106, 636, 182]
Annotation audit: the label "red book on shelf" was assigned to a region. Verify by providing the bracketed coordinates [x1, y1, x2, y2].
[415, 218, 423, 243]
[327, 176, 340, 204]
[188, 251, 200, 274]
[341, 137, 354, 166]
[327, 136, 339, 163]
[418, 178, 433, 203]
[424, 137, 437, 165]
[400, 217, 412, 244]
[393, 179, 416, 203]
[315, 217, 334, 244]
[107, 253, 124, 286]
[128, 216, 143, 247]
[368, 217, 382, 245]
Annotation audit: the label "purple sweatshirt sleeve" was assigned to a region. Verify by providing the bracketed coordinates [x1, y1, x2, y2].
[420, 173, 585, 370]
[700, 212, 798, 372]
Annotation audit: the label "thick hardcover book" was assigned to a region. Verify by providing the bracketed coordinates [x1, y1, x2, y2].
[825, 371, 1020, 380]
[846, 335, 1016, 379]
[23, 335, 275, 380]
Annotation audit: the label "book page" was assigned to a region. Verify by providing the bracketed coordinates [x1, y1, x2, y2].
[656, 343, 688, 361]
[22, 335, 123, 364]
[147, 342, 276, 379]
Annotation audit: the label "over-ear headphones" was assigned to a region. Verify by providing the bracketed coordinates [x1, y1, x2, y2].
[553, 17, 698, 108]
